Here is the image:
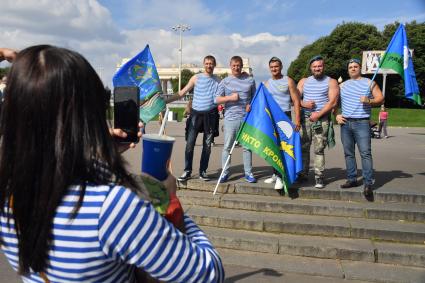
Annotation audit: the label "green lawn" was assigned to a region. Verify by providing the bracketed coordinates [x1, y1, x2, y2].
[108, 107, 424, 127]
[371, 108, 425, 127]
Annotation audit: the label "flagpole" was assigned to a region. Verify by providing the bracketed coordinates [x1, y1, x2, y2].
[158, 107, 169, 136]
[213, 140, 238, 195]
[382, 73, 387, 97]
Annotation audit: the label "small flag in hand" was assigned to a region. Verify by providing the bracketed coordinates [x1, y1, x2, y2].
[113, 45, 165, 123]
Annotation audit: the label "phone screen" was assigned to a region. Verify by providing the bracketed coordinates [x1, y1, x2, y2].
[113, 86, 140, 143]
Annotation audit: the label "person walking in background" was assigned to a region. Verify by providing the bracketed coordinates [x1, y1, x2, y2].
[166, 55, 220, 182]
[263, 56, 301, 190]
[335, 58, 384, 198]
[378, 105, 389, 138]
[215, 56, 257, 183]
[0, 45, 224, 283]
[297, 55, 339, 188]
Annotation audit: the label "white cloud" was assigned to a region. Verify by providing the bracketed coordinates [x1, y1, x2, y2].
[0, 0, 122, 42]
[0, 0, 309, 85]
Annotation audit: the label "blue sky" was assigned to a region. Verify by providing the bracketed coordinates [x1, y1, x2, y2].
[1, 0, 424, 84]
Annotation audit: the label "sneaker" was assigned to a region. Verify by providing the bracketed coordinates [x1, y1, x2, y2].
[245, 173, 257, 183]
[199, 171, 210, 181]
[340, 180, 358, 189]
[314, 176, 324, 189]
[177, 171, 191, 182]
[264, 174, 277, 184]
[219, 173, 229, 183]
[274, 176, 284, 190]
[384, 136, 389, 139]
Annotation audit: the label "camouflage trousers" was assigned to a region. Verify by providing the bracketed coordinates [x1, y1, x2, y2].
[300, 114, 330, 178]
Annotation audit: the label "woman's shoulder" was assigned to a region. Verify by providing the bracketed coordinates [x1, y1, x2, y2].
[67, 184, 144, 205]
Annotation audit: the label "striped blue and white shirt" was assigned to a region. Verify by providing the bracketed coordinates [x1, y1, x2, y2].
[265, 77, 291, 112]
[302, 75, 330, 113]
[215, 73, 256, 121]
[340, 77, 373, 118]
[1, 185, 224, 283]
[192, 74, 220, 112]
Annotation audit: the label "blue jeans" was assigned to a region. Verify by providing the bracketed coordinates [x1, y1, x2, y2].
[184, 115, 214, 173]
[222, 118, 252, 176]
[340, 119, 373, 185]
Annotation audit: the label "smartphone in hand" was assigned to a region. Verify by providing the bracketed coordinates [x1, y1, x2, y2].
[113, 86, 140, 143]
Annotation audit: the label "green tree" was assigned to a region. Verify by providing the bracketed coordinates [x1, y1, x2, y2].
[218, 72, 228, 79]
[288, 22, 383, 82]
[0, 67, 10, 78]
[288, 21, 425, 107]
[171, 69, 195, 93]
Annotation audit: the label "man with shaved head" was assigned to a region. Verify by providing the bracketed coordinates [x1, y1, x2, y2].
[297, 55, 339, 189]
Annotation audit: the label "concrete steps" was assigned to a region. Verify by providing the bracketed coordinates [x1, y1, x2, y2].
[219, 248, 425, 283]
[179, 179, 425, 204]
[184, 205, 425, 243]
[201, 226, 425, 268]
[179, 190, 425, 222]
[177, 179, 425, 282]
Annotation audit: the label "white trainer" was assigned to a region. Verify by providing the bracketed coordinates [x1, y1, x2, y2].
[314, 176, 324, 189]
[264, 174, 277, 184]
[274, 176, 284, 190]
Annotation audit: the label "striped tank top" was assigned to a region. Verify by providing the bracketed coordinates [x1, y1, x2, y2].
[192, 73, 220, 111]
[266, 77, 291, 112]
[340, 77, 372, 118]
[302, 75, 330, 113]
[0, 185, 224, 283]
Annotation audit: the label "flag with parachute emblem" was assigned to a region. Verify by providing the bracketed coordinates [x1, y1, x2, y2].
[236, 83, 302, 194]
[379, 24, 421, 105]
[113, 45, 165, 123]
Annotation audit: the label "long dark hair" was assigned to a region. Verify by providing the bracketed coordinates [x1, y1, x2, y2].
[0, 45, 137, 274]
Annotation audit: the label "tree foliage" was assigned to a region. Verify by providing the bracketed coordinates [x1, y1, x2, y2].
[218, 72, 228, 79]
[288, 21, 425, 107]
[288, 22, 383, 81]
[0, 67, 10, 79]
[171, 69, 195, 93]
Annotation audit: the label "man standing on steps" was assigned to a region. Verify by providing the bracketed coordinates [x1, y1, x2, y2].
[263, 56, 301, 190]
[215, 56, 257, 183]
[165, 55, 220, 182]
[335, 59, 384, 198]
[297, 55, 339, 189]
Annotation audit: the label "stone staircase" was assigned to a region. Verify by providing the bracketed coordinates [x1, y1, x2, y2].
[177, 180, 425, 283]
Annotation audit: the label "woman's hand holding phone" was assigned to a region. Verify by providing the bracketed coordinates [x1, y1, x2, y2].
[110, 121, 144, 153]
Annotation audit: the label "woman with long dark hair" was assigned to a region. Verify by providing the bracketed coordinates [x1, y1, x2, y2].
[0, 45, 224, 283]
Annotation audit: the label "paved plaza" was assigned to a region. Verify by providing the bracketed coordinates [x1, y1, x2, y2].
[1, 120, 424, 282]
[124, 120, 425, 193]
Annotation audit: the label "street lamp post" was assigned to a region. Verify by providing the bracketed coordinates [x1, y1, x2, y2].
[172, 23, 191, 92]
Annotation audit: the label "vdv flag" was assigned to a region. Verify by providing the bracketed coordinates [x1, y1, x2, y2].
[113, 45, 165, 122]
[236, 83, 302, 193]
[379, 24, 422, 105]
